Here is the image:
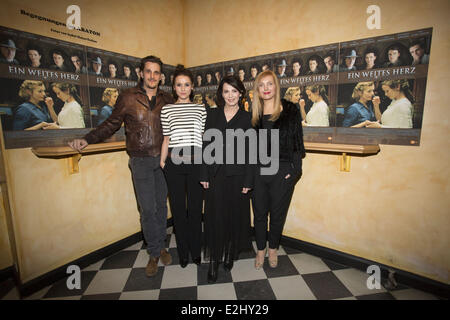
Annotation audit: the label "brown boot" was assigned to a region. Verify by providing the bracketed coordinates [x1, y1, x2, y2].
[160, 249, 172, 266]
[146, 256, 159, 277]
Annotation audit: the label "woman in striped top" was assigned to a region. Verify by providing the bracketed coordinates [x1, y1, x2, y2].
[160, 65, 207, 268]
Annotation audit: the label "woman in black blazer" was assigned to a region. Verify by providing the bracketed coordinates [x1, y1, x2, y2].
[251, 70, 305, 270]
[200, 75, 253, 283]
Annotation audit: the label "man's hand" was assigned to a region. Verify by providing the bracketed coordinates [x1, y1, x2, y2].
[68, 139, 89, 153]
[200, 181, 209, 189]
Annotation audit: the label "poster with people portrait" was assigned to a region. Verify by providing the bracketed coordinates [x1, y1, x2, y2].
[0, 25, 91, 131]
[191, 62, 224, 110]
[85, 47, 140, 127]
[0, 25, 432, 147]
[187, 28, 431, 146]
[0, 25, 177, 147]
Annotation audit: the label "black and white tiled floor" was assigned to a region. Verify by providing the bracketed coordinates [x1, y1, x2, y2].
[0, 227, 443, 300]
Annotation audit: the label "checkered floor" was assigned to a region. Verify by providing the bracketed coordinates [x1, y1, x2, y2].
[0, 227, 443, 300]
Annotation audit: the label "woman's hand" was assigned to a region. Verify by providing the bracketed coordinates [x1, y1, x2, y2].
[285, 174, 291, 179]
[366, 121, 382, 128]
[42, 122, 60, 129]
[299, 99, 306, 109]
[44, 97, 54, 109]
[200, 181, 209, 189]
[160, 161, 165, 169]
[241, 187, 251, 194]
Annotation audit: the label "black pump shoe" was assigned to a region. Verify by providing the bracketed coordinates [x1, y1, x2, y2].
[223, 255, 234, 271]
[180, 258, 188, 268]
[193, 257, 201, 265]
[207, 261, 218, 283]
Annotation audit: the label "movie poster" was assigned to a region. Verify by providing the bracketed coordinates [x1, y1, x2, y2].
[0, 26, 91, 130]
[0, 25, 432, 146]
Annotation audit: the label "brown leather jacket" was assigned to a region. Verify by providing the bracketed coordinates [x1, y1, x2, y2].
[84, 85, 174, 157]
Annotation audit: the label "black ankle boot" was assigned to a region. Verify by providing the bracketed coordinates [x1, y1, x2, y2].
[207, 260, 218, 283]
[223, 253, 234, 271]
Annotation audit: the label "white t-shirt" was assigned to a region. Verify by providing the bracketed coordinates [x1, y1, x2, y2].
[306, 100, 329, 126]
[58, 100, 85, 128]
[380, 97, 413, 128]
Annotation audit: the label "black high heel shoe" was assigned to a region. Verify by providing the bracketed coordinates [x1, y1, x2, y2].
[207, 260, 218, 283]
[223, 253, 234, 271]
[193, 257, 201, 265]
[180, 258, 188, 268]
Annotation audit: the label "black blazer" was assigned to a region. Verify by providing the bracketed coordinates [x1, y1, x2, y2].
[200, 107, 254, 188]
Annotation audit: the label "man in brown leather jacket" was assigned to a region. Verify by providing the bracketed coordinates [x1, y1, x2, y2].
[69, 56, 174, 277]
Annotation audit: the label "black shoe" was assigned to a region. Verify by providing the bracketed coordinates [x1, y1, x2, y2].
[223, 255, 234, 271]
[180, 258, 188, 268]
[193, 257, 201, 265]
[207, 261, 218, 283]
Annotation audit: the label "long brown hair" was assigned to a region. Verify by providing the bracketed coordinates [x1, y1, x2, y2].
[251, 70, 282, 127]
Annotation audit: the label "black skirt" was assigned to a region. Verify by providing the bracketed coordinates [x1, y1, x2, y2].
[203, 165, 253, 262]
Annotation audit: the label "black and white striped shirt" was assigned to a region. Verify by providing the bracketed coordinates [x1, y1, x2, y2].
[160, 103, 207, 148]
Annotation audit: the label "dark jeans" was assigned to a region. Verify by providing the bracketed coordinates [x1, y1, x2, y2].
[129, 156, 168, 258]
[252, 162, 296, 251]
[164, 157, 203, 261]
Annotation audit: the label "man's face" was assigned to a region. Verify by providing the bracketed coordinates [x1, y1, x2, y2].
[251, 67, 257, 78]
[409, 45, 424, 61]
[324, 57, 334, 70]
[215, 72, 221, 81]
[345, 57, 356, 68]
[309, 60, 318, 72]
[206, 73, 212, 83]
[53, 54, 64, 67]
[1, 47, 16, 60]
[388, 50, 400, 64]
[71, 56, 82, 68]
[140, 62, 161, 89]
[93, 62, 101, 73]
[277, 65, 286, 75]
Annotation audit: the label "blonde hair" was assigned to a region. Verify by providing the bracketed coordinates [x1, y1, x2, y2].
[251, 70, 282, 127]
[352, 81, 374, 101]
[284, 86, 300, 102]
[102, 88, 119, 104]
[18, 80, 45, 100]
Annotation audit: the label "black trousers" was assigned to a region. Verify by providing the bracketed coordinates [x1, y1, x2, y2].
[164, 157, 203, 261]
[252, 163, 296, 251]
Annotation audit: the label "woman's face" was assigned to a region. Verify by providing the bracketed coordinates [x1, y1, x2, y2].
[360, 85, 375, 102]
[53, 54, 64, 67]
[109, 92, 119, 106]
[257, 75, 276, 101]
[365, 53, 376, 68]
[109, 64, 117, 76]
[292, 62, 301, 75]
[53, 86, 71, 102]
[31, 85, 46, 102]
[123, 66, 131, 77]
[174, 75, 193, 102]
[222, 82, 241, 108]
[306, 89, 319, 103]
[291, 90, 301, 103]
[28, 50, 41, 65]
[382, 84, 400, 100]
